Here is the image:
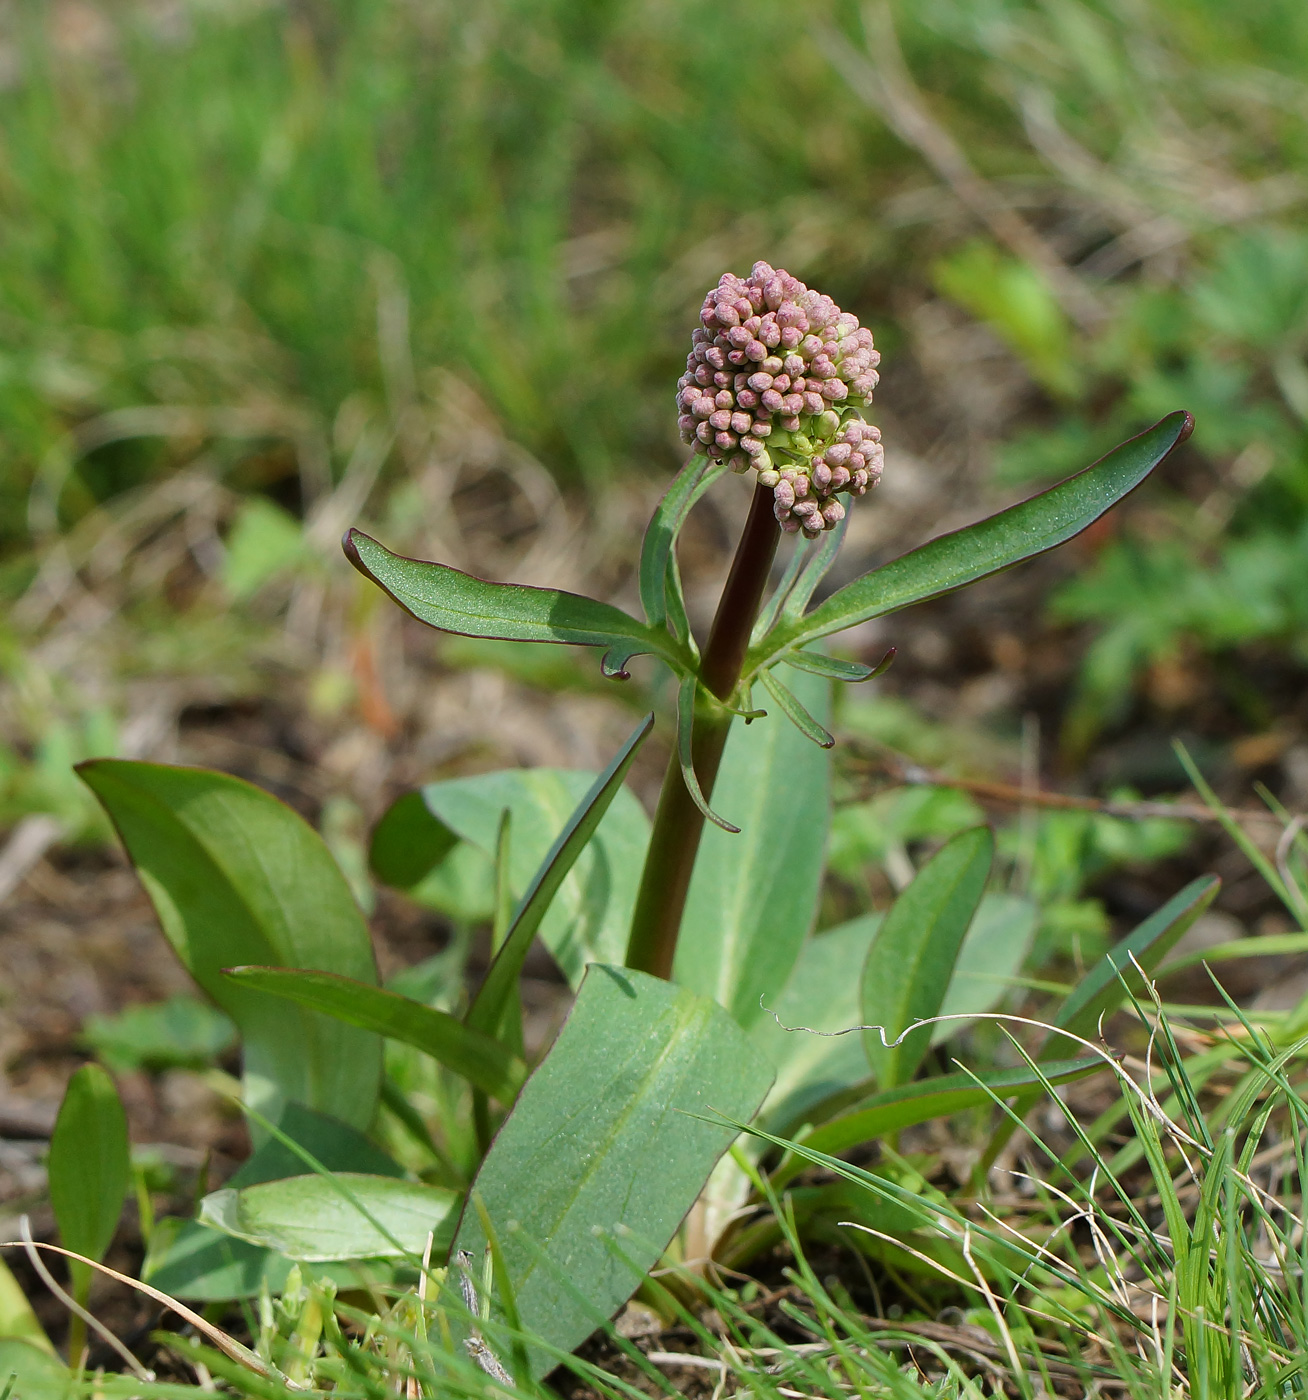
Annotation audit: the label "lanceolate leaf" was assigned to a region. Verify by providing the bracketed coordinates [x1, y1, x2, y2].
[465, 716, 654, 1040]
[201, 1174, 460, 1262]
[675, 669, 832, 1027]
[750, 412, 1193, 666]
[373, 767, 651, 986]
[781, 650, 877, 682]
[452, 965, 773, 1378]
[639, 456, 725, 633]
[48, 1065, 130, 1299]
[223, 968, 527, 1101]
[1058, 875, 1220, 1038]
[771, 1057, 1102, 1189]
[759, 668, 835, 748]
[345, 529, 686, 679]
[677, 674, 739, 833]
[861, 826, 993, 1088]
[78, 761, 382, 1130]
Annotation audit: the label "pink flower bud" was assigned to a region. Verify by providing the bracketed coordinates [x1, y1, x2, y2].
[710, 409, 732, 430]
[714, 303, 740, 328]
[802, 391, 825, 415]
[748, 372, 773, 392]
[812, 462, 832, 491]
[790, 376, 807, 393]
[830, 465, 850, 490]
[693, 396, 714, 419]
[737, 388, 760, 409]
[825, 442, 852, 467]
[761, 355, 784, 374]
[848, 452, 865, 471]
[822, 499, 845, 527]
[799, 334, 823, 359]
[715, 430, 737, 451]
[705, 346, 726, 369]
[744, 315, 762, 336]
[727, 325, 751, 349]
[761, 389, 783, 412]
[713, 370, 732, 387]
[696, 421, 713, 444]
[821, 379, 848, 401]
[678, 413, 696, 435]
[779, 326, 802, 350]
[715, 389, 734, 409]
[773, 479, 795, 507]
[781, 517, 802, 534]
[751, 419, 772, 436]
[730, 453, 752, 473]
[758, 469, 780, 487]
[740, 435, 764, 455]
[746, 339, 767, 361]
[792, 499, 818, 518]
[782, 354, 805, 377]
[694, 365, 713, 387]
[851, 374, 878, 396]
[781, 394, 804, 415]
[760, 319, 781, 348]
[772, 374, 791, 392]
[780, 414, 801, 431]
[763, 276, 785, 309]
[793, 474, 810, 499]
[731, 411, 752, 434]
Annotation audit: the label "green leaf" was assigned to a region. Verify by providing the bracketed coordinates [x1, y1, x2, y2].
[345, 529, 686, 679]
[1058, 875, 1220, 1039]
[791, 1057, 1101, 1171]
[466, 716, 653, 1037]
[781, 650, 878, 682]
[452, 964, 773, 1377]
[759, 667, 835, 747]
[82, 995, 236, 1074]
[751, 915, 882, 1133]
[77, 760, 382, 1131]
[933, 893, 1038, 1043]
[147, 1103, 403, 1300]
[752, 412, 1193, 663]
[380, 762, 652, 986]
[675, 669, 832, 1027]
[0, 1340, 70, 1400]
[779, 511, 849, 620]
[0, 1258, 55, 1355]
[861, 827, 993, 1087]
[639, 455, 724, 633]
[200, 1174, 459, 1262]
[48, 1065, 129, 1299]
[224, 967, 526, 1101]
[676, 674, 739, 832]
[369, 791, 459, 889]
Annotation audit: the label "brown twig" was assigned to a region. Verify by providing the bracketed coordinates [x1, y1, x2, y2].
[849, 740, 1294, 828]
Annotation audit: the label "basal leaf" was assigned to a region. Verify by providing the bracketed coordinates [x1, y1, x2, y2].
[1059, 875, 1220, 1038]
[751, 914, 882, 1134]
[674, 669, 832, 1027]
[386, 764, 651, 987]
[861, 826, 993, 1087]
[201, 1174, 459, 1262]
[933, 892, 1037, 1043]
[48, 1065, 129, 1300]
[751, 412, 1193, 665]
[224, 967, 527, 1101]
[452, 964, 773, 1377]
[465, 716, 653, 1039]
[369, 791, 459, 889]
[778, 1057, 1102, 1186]
[78, 760, 382, 1130]
[345, 529, 686, 679]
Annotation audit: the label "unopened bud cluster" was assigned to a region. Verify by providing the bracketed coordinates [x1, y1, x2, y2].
[677, 261, 883, 536]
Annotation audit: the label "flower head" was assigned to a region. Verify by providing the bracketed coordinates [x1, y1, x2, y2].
[677, 262, 883, 536]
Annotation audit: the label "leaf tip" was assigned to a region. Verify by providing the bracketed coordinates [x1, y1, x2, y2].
[1177, 410, 1195, 445]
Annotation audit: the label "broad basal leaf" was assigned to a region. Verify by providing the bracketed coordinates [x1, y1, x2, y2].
[78, 760, 382, 1130]
[675, 669, 832, 1028]
[751, 412, 1193, 666]
[861, 826, 993, 1087]
[201, 1174, 459, 1262]
[452, 964, 773, 1378]
[48, 1065, 129, 1300]
[345, 529, 687, 679]
[377, 757, 651, 988]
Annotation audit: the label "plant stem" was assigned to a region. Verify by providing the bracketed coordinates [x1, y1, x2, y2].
[625, 482, 780, 978]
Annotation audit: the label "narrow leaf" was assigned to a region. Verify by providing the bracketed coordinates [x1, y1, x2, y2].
[638, 456, 725, 630]
[780, 510, 849, 620]
[753, 412, 1193, 661]
[676, 673, 740, 832]
[77, 760, 382, 1131]
[677, 669, 832, 1027]
[201, 1174, 460, 1262]
[345, 529, 684, 678]
[861, 826, 993, 1087]
[759, 668, 835, 747]
[451, 964, 773, 1377]
[783, 1057, 1102, 1182]
[751, 537, 811, 644]
[465, 716, 654, 1038]
[782, 650, 877, 681]
[223, 968, 527, 1101]
[48, 1065, 130, 1299]
[1058, 875, 1220, 1038]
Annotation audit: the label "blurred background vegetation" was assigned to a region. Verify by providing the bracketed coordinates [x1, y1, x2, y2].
[1, 0, 1305, 878]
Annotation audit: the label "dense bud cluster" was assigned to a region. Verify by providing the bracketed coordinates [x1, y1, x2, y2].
[677, 261, 883, 536]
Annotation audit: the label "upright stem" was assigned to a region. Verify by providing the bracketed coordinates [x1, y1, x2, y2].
[625, 483, 780, 978]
